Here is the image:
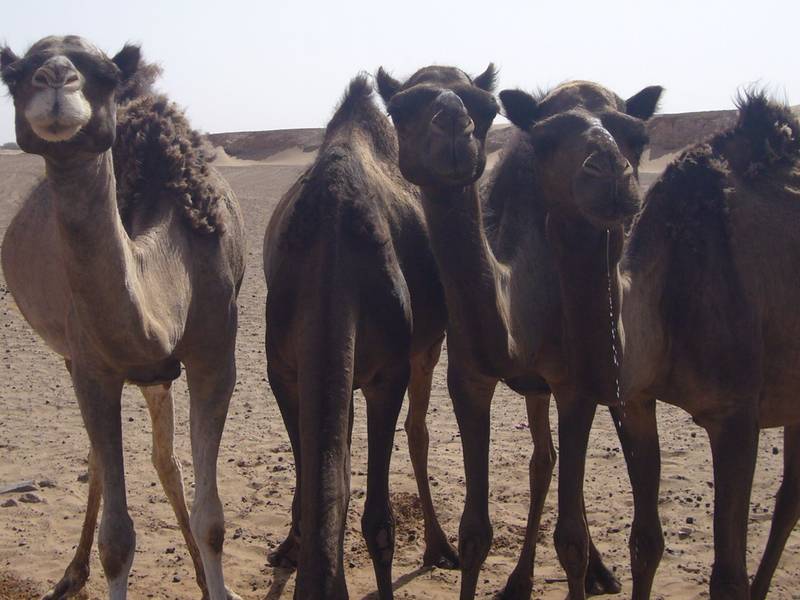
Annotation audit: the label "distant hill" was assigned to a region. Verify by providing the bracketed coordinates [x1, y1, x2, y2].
[207, 128, 323, 162]
[208, 105, 800, 170]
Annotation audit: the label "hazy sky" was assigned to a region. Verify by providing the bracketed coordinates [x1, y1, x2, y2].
[1, 0, 798, 144]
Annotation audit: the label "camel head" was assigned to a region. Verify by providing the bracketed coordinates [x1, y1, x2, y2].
[500, 82, 663, 229]
[0, 35, 140, 158]
[377, 64, 499, 187]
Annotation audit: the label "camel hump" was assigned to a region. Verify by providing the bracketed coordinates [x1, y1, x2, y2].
[637, 146, 760, 392]
[714, 90, 800, 179]
[283, 147, 392, 254]
[113, 94, 228, 235]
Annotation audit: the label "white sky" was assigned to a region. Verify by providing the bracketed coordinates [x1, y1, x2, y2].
[1, 0, 798, 144]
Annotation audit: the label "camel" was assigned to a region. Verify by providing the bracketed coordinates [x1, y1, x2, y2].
[0, 36, 244, 600]
[376, 68, 662, 599]
[621, 91, 800, 599]
[262, 74, 457, 599]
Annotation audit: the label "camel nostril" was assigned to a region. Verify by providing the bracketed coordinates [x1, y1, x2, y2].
[432, 109, 474, 136]
[582, 153, 611, 177]
[32, 70, 50, 88]
[622, 160, 633, 176]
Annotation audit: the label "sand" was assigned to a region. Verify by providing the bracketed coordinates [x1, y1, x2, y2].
[0, 150, 797, 599]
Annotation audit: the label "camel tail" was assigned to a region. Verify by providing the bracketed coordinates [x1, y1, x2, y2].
[293, 240, 358, 597]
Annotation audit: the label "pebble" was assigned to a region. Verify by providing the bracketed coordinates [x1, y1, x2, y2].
[678, 527, 692, 540]
[19, 492, 43, 503]
[38, 479, 56, 488]
[1, 498, 18, 507]
[77, 472, 90, 483]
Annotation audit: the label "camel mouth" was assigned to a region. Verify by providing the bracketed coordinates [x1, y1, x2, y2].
[24, 89, 92, 143]
[30, 120, 85, 142]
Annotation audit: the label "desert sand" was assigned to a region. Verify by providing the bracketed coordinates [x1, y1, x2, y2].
[0, 145, 797, 600]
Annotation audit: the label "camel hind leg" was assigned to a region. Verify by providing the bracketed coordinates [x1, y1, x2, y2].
[42, 449, 101, 600]
[185, 349, 241, 600]
[405, 337, 459, 569]
[141, 383, 211, 598]
[751, 423, 800, 600]
[265, 365, 301, 569]
[362, 363, 410, 598]
[499, 392, 555, 599]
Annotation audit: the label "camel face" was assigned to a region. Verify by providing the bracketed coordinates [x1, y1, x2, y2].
[0, 35, 140, 156]
[378, 65, 498, 187]
[501, 82, 661, 228]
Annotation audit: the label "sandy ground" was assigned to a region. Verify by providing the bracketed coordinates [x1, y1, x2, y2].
[0, 149, 797, 600]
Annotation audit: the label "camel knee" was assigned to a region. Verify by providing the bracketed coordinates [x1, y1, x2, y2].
[458, 513, 492, 571]
[630, 517, 664, 578]
[531, 444, 556, 478]
[361, 506, 395, 565]
[554, 516, 589, 577]
[98, 512, 135, 581]
[151, 446, 183, 482]
[191, 497, 225, 556]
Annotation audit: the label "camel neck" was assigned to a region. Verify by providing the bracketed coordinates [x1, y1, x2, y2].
[547, 214, 624, 405]
[419, 183, 514, 372]
[46, 151, 120, 232]
[45, 149, 142, 353]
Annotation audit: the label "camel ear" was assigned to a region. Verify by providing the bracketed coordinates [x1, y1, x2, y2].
[626, 85, 664, 121]
[1, 47, 21, 90]
[376, 67, 402, 104]
[500, 89, 539, 130]
[112, 44, 141, 82]
[473, 63, 497, 92]
[0, 47, 19, 71]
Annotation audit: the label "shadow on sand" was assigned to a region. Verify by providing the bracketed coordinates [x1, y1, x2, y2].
[359, 566, 434, 600]
[264, 566, 294, 600]
[263, 564, 434, 599]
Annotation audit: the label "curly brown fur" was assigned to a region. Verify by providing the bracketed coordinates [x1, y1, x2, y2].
[627, 146, 758, 389]
[711, 90, 800, 179]
[116, 58, 162, 105]
[324, 74, 398, 159]
[113, 94, 225, 234]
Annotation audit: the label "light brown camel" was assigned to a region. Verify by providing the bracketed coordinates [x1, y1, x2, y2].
[621, 92, 800, 599]
[263, 75, 456, 599]
[0, 36, 244, 600]
[376, 69, 662, 599]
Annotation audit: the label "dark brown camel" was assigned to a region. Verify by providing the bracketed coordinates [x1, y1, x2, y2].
[376, 69, 662, 599]
[262, 75, 457, 599]
[0, 36, 244, 599]
[622, 91, 800, 599]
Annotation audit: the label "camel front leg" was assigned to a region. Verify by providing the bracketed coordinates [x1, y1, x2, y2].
[610, 399, 663, 600]
[70, 363, 133, 600]
[185, 351, 240, 600]
[704, 407, 759, 600]
[500, 391, 554, 600]
[751, 423, 800, 599]
[405, 337, 459, 569]
[43, 449, 101, 600]
[552, 389, 597, 600]
[448, 361, 497, 600]
[361, 363, 410, 599]
[584, 499, 622, 595]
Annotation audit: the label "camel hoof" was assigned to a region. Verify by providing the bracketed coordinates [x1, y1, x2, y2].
[422, 539, 459, 570]
[267, 535, 299, 570]
[42, 562, 90, 600]
[585, 560, 621, 596]
[201, 587, 241, 600]
[497, 570, 533, 599]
